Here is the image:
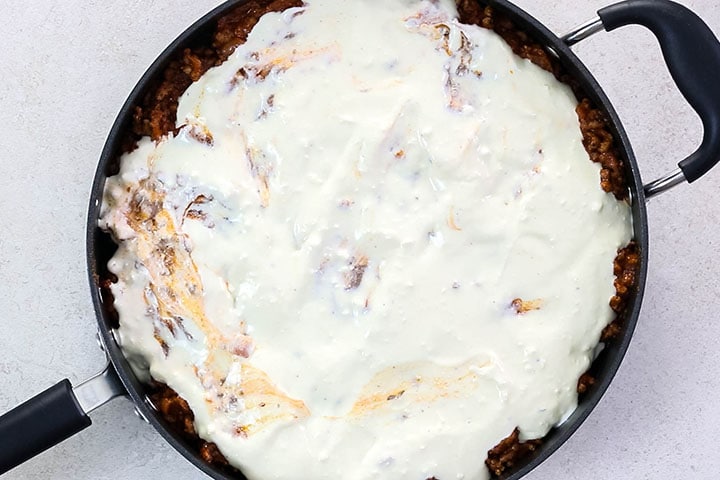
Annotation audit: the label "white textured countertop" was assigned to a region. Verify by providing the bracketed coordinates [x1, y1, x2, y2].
[1, 1, 719, 479]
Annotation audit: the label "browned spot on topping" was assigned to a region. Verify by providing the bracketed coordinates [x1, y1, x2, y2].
[128, 190, 161, 225]
[434, 23, 453, 56]
[228, 334, 254, 358]
[387, 390, 405, 401]
[233, 364, 310, 433]
[258, 94, 276, 119]
[246, 147, 274, 207]
[154, 331, 170, 357]
[244, 45, 337, 87]
[174, 316, 193, 340]
[316, 257, 329, 275]
[394, 149, 405, 159]
[447, 207, 462, 231]
[235, 425, 250, 438]
[486, 428, 541, 477]
[455, 31, 473, 76]
[187, 123, 214, 146]
[344, 255, 369, 290]
[511, 298, 543, 314]
[229, 67, 248, 90]
[183, 195, 215, 228]
[154, 240, 177, 275]
[233, 61, 272, 83]
[258, 176, 271, 207]
[185, 209, 207, 221]
[161, 317, 176, 336]
[445, 66, 464, 111]
[256, 64, 274, 80]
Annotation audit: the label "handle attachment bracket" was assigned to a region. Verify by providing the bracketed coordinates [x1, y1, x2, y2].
[562, 0, 720, 199]
[73, 362, 125, 414]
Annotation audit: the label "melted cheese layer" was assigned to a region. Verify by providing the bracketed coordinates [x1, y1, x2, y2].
[100, 1, 633, 479]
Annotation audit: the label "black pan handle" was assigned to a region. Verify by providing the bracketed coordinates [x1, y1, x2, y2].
[0, 363, 125, 474]
[598, 0, 720, 193]
[0, 379, 91, 474]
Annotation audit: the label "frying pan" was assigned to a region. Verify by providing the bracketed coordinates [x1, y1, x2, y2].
[1, 0, 719, 478]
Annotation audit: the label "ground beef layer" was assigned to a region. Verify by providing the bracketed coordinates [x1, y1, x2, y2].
[103, 1, 641, 478]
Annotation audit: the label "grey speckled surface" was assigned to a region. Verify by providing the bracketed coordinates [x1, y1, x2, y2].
[1, 1, 719, 479]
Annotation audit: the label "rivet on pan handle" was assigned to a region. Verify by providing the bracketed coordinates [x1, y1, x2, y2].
[561, 0, 720, 201]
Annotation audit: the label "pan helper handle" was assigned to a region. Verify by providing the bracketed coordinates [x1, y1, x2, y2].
[599, 0, 720, 195]
[0, 363, 124, 474]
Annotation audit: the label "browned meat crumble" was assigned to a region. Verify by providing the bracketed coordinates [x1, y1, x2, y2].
[101, 0, 641, 478]
[485, 429, 542, 477]
[609, 241, 640, 317]
[151, 384, 240, 474]
[577, 99, 628, 200]
[577, 371, 597, 395]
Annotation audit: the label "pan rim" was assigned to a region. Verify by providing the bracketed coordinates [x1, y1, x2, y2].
[85, 1, 649, 478]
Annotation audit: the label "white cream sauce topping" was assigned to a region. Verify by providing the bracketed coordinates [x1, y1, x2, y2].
[100, 0, 633, 478]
